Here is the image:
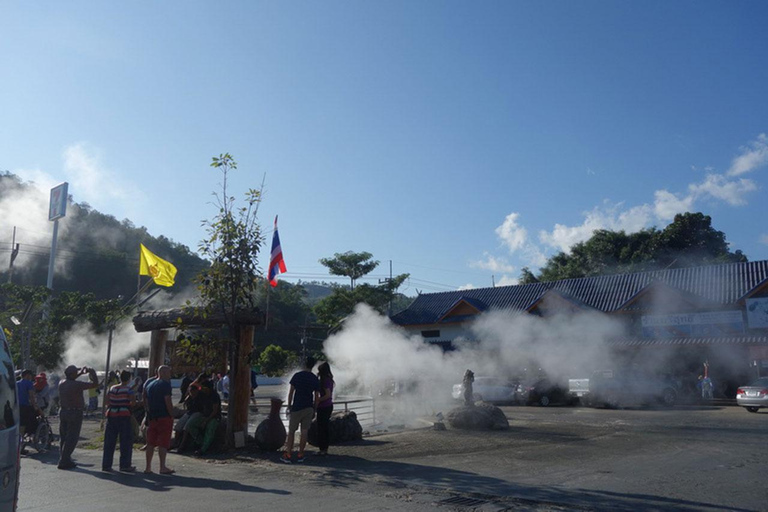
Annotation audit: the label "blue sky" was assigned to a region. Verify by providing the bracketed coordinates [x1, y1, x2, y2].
[2, 2, 767, 294]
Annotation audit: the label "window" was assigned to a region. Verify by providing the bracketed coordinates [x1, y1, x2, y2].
[421, 330, 440, 338]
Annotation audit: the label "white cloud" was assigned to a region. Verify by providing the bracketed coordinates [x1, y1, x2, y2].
[495, 213, 528, 252]
[688, 174, 757, 206]
[458, 283, 476, 291]
[539, 202, 653, 253]
[728, 133, 768, 176]
[653, 189, 695, 221]
[495, 275, 519, 287]
[470, 253, 516, 274]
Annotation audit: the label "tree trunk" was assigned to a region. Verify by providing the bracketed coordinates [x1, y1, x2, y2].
[226, 324, 254, 448]
[148, 329, 168, 376]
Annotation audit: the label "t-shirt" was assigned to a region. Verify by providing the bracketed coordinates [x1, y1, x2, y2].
[107, 384, 135, 418]
[145, 378, 172, 420]
[318, 377, 334, 409]
[16, 379, 34, 407]
[289, 371, 320, 411]
[199, 386, 222, 420]
[59, 379, 94, 410]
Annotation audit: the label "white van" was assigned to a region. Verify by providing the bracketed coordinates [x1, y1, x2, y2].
[0, 328, 20, 511]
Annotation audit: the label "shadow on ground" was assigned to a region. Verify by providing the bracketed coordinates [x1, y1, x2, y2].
[316, 455, 752, 512]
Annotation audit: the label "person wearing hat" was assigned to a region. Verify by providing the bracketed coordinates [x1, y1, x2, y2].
[58, 365, 99, 470]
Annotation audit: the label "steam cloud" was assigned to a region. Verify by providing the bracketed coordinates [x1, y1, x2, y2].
[323, 304, 628, 425]
[61, 321, 150, 372]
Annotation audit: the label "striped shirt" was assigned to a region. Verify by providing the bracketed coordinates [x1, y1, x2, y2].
[107, 384, 134, 418]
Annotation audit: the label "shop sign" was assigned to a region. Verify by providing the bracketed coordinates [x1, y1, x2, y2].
[641, 310, 744, 338]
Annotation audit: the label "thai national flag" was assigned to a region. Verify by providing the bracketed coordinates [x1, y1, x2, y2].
[268, 215, 287, 287]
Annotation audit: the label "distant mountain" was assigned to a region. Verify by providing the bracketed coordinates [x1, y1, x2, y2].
[0, 172, 209, 299]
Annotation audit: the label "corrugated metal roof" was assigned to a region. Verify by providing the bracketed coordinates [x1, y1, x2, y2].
[608, 336, 768, 347]
[391, 260, 768, 326]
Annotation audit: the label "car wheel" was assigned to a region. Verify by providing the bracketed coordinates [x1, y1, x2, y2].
[539, 395, 550, 407]
[661, 388, 676, 407]
[746, 406, 759, 413]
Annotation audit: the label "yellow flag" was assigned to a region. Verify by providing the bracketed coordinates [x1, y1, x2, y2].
[139, 244, 177, 287]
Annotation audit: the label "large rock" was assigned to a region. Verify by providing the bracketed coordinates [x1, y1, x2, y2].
[308, 411, 363, 446]
[446, 403, 509, 430]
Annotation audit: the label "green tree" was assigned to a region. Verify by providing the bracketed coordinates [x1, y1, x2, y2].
[256, 344, 298, 376]
[0, 283, 119, 368]
[535, 212, 746, 282]
[518, 267, 539, 284]
[195, 154, 263, 447]
[313, 253, 409, 327]
[319, 251, 379, 290]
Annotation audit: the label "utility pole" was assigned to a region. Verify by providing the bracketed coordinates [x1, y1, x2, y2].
[8, 226, 19, 284]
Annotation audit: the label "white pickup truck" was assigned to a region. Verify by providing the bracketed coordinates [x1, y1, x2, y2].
[569, 370, 677, 408]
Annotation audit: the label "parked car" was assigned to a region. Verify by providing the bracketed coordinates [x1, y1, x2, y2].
[569, 370, 677, 408]
[0, 327, 20, 511]
[452, 377, 524, 403]
[525, 379, 575, 406]
[736, 377, 768, 413]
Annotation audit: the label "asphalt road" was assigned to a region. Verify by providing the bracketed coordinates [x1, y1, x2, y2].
[17, 402, 768, 512]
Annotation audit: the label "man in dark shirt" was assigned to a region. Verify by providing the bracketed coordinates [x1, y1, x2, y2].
[281, 357, 319, 464]
[185, 380, 221, 456]
[58, 365, 99, 469]
[143, 365, 174, 474]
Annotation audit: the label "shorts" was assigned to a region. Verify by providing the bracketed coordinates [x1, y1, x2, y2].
[288, 407, 314, 433]
[147, 417, 173, 449]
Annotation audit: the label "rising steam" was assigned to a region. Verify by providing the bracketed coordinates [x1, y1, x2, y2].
[324, 304, 628, 425]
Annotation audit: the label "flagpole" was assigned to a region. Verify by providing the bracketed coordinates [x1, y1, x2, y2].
[264, 278, 270, 332]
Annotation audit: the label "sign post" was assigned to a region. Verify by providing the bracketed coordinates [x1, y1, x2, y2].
[46, 182, 68, 290]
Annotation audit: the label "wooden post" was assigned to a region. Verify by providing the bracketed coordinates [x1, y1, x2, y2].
[227, 324, 254, 447]
[148, 329, 168, 376]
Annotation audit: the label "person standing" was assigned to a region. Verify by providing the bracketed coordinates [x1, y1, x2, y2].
[58, 366, 99, 470]
[281, 357, 319, 464]
[221, 371, 230, 401]
[17, 370, 41, 440]
[143, 365, 175, 475]
[179, 372, 193, 404]
[102, 370, 136, 472]
[316, 362, 335, 456]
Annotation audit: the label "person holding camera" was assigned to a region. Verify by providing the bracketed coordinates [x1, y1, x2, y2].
[58, 365, 99, 470]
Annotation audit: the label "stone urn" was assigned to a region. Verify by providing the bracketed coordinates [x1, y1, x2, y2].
[255, 398, 287, 451]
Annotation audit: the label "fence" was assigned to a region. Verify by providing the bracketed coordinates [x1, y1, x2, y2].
[248, 395, 376, 429]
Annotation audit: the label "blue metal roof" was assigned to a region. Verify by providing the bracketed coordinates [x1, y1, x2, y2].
[391, 260, 768, 326]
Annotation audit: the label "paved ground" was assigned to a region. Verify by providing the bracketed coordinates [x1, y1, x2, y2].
[18, 400, 768, 511]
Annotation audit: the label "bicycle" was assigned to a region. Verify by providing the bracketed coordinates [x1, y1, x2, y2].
[21, 413, 54, 453]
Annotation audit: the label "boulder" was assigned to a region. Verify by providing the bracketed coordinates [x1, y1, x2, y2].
[308, 411, 363, 446]
[446, 403, 509, 430]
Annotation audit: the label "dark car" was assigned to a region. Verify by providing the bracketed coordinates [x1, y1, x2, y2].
[526, 379, 574, 406]
[736, 377, 768, 413]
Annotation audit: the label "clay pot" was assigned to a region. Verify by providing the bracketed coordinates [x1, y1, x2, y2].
[255, 398, 287, 451]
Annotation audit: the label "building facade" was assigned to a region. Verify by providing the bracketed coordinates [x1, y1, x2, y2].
[391, 260, 768, 397]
